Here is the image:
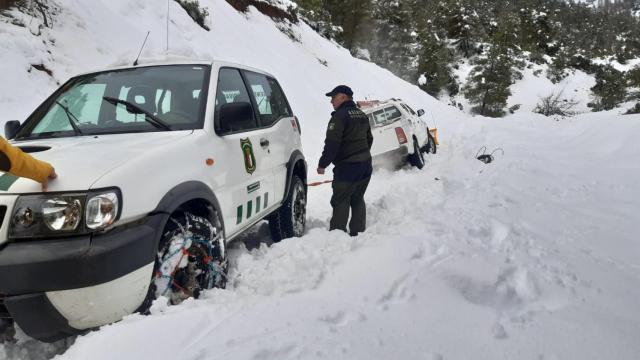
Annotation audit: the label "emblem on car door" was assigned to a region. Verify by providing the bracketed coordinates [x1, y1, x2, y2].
[240, 138, 257, 174]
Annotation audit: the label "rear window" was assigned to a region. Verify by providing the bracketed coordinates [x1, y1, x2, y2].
[367, 105, 403, 128]
[384, 106, 402, 121]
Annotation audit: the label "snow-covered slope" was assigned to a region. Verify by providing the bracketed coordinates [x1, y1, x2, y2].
[1, 1, 639, 359]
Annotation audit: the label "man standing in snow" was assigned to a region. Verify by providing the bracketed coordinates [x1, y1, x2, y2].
[317, 85, 373, 236]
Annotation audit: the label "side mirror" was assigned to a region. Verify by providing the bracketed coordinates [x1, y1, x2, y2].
[416, 109, 425, 117]
[218, 102, 255, 133]
[4, 120, 21, 139]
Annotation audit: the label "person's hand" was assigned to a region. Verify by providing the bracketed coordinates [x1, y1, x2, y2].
[42, 167, 57, 192]
[317, 167, 325, 175]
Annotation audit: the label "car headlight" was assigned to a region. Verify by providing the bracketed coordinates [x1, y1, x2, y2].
[42, 197, 83, 231]
[9, 188, 121, 239]
[85, 192, 119, 230]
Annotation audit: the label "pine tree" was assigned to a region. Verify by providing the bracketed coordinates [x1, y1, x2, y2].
[589, 65, 628, 111]
[462, 8, 522, 118]
[365, 0, 417, 80]
[296, 0, 339, 39]
[445, 0, 484, 57]
[463, 45, 514, 117]
[627, 65, 640, 113]
[415, 22, 456, 97]
[324, 0, 373, 51]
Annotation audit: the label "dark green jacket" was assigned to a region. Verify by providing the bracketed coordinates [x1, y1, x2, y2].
[318, 100, 373, 170]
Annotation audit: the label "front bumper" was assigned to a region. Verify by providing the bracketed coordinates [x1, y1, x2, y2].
[0, 214, 164, 342]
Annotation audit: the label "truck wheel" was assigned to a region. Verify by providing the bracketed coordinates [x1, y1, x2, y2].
[139, 209, 227, 312]
[409, 139, 425, 169]
[268, 175, 306, 242]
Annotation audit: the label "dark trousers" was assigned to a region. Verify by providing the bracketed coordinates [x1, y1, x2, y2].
[329, 176, 371, 235]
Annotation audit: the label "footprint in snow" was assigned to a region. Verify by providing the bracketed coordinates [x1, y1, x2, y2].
[377, 273, 416, 310]
[318, 311, 366, 328]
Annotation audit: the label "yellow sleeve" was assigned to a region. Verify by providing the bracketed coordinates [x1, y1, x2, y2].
[0, 137, 53, 184]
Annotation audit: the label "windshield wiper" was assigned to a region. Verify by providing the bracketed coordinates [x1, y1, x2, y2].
[102, 97, 171, 131]
[54, 101, 83, 135]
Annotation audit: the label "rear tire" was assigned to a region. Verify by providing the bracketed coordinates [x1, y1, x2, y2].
[138, 208, 227, 312]
[409, 139, 425, 169]
[269, 175, 307, 242]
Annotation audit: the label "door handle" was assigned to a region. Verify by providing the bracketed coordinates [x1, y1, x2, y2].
[260, 138, 270, 148]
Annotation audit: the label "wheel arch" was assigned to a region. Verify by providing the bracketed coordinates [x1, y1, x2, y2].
[282, 150, 307, 205]
[150, 181, 225, 244]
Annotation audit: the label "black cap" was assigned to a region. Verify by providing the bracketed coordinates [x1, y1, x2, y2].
[325, 85, 353, 97]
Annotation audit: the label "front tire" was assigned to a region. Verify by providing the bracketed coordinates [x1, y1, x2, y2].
[139, 208, 227, 312]
[269, 175, 307, 242]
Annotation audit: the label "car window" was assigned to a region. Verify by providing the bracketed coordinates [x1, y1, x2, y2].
[367, 114, 375, 128]
[384, 106, 402, 122]
[371, 109, 387, 127]
[214, 68, 257, 133]
[401, 103, 417, 115]
[243, 71, 292, 127]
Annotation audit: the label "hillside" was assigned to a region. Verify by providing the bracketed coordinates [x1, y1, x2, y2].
[0, 1, 639, 360]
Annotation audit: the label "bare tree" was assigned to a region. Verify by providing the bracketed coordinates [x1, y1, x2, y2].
[534, 90, 580, 117]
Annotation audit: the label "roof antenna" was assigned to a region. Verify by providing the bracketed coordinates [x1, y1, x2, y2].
[133, 31, 150, 66]
[166, 0, 170, 54]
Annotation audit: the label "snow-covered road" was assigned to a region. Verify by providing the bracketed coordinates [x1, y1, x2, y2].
[4, 112, 638, 360]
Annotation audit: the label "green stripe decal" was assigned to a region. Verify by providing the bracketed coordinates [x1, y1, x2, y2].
[246, 200, 253, 219]
[0, 173, 19, 191]
[255, 195, 261, 213]
[247, 181, 261, 194]
[236, 205, 243, 225]
[264, 192, 268, 209]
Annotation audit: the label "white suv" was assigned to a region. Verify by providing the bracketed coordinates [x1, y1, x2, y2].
[360, 99, 436, 169]
[0, 60, 307, 341]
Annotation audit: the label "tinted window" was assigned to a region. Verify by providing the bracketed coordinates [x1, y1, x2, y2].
[215, 68, 256, 133]
[244, 71, 292, 127]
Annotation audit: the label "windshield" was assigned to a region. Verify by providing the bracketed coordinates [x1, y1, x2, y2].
[15, 64, 210, 139]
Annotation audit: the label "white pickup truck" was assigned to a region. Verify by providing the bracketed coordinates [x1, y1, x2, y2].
[360, 99, 436, 169]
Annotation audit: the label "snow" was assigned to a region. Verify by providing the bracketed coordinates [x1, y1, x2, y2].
[1, 1, 640, 359]
[508, 65, 595, 114]
[418, 74, 427, 86]
[592, 57, 640, 72]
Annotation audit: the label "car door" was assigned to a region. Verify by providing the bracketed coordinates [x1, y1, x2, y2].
[210, 67, 274, 237]
[241, 71, 296, 207]
[401, 102, 429, 146]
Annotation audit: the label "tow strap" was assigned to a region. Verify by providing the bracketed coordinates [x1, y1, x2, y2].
[307, 180, 333, 187]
